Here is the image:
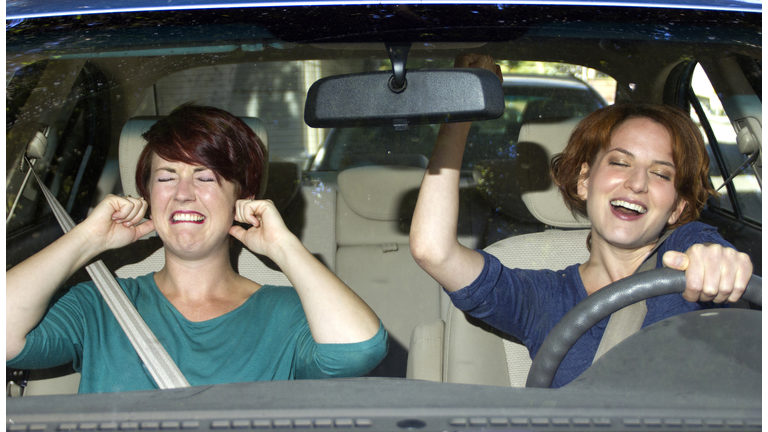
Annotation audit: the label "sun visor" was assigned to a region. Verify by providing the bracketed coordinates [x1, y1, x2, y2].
[304, 68, 504, 128]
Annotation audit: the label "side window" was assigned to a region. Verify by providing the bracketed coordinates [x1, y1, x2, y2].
[6, 63, 111, 264]
[688, 63, 762, 225]
[6, 61, 49, 131]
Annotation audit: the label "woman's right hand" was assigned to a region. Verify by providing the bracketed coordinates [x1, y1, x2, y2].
[78, 194, 155, 253]
[453, 53, 503, 82]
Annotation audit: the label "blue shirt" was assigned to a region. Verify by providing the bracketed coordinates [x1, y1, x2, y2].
[447, 222, 732, 388]
[8, 274, 388, 393]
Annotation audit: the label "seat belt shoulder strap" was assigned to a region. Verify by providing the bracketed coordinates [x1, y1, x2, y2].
[27, 160, 189, 389]
[592, 228, 676, 363]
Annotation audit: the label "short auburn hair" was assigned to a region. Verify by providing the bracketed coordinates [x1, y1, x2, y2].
[550, 103, 716, 228]
[135, 104, 265, 202]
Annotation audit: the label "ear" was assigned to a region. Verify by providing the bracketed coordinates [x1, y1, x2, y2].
[577, 162, 590, 201]
[667, 198, 687, 225]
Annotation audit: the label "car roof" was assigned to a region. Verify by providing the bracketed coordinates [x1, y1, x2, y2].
[6, 0, 761, 19]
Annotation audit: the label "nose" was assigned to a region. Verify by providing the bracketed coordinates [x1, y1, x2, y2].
[624, 166, 648, 194]
[174, 176, 195, 202]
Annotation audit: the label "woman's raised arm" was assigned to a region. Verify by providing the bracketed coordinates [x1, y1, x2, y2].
[6, 195, 153, 360]
[409, 53, 501, 292]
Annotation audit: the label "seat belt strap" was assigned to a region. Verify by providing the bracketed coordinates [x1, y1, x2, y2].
[592, 228, 676, 363]
[27, 158, 190, 389]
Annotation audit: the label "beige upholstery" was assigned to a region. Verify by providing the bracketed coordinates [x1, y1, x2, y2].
[408, 116, 593, 387]
[518, 117, 591, 228]
[21, 370, 83, 396]
[283, 176, 338, 274]
[336, 166, 442, 377]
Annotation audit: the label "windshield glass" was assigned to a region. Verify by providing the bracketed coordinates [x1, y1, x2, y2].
[5, 3, 762, 429]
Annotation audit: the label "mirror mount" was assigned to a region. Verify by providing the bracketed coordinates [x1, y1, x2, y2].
[386, 43, 411, 92]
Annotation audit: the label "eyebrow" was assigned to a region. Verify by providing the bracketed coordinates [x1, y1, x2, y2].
[607, 148, 676, 170]
[154, 166, 211, 174]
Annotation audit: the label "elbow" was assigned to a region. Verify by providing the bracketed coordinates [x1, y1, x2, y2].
[409, 236, 452, 272]
[409, 235, 432, 268]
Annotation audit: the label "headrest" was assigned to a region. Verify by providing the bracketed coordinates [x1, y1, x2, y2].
[118, 116, 269, 199]
[473, 147, 549, 224]
[337, 165, 425, 221]
[516, 117, 591, 228]
[262, 162, 302, 211]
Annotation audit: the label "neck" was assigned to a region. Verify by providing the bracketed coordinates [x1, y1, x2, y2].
[155, 245, 240, 302]
[579, 232, 657, 295]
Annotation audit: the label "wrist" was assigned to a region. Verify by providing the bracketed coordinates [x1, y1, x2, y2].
[68, 224, 108, 261]
[266, 233, 305, 264]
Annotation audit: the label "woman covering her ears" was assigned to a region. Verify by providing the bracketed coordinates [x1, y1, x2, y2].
[7, 104, 387, 393]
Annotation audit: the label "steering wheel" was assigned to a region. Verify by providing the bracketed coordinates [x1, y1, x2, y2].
[525, 268, 762, 388]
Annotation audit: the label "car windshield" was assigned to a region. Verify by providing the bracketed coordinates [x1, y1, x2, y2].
[6, 2, 762, 430]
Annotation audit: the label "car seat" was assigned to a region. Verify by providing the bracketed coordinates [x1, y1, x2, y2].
[334, 164, 485, 377]
[407, 116, 591, 387]
[334, 165, 440, 377]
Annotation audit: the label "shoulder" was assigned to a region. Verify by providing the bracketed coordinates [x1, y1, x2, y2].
[664, 222, 733, 252]
[116, 273, 156, 301]
[245, 285, 304, 313]
[254, 284, 300, 299]
[63, 273, 156, 304]
[479, 250, 578, 298]
[479, 249, 572, 276]
[669, 221, 718, 238]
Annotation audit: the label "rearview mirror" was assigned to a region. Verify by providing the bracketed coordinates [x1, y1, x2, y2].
[304, 68, 504, 128]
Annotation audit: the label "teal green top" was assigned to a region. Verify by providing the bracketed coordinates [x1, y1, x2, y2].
[8, 273, 388, 393]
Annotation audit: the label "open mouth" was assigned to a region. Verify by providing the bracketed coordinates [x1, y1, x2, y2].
[171, 212, 206, 224]
[610, 199, 647, 216]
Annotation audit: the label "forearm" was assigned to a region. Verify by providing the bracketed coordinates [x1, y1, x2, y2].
[6, 225, 102, 359]
[410, 122, 484, 292]
[269, 236, 381, 344]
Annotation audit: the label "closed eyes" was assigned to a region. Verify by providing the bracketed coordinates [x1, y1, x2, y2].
[653, 171, 672, 181]
[608, 159, 673, 180]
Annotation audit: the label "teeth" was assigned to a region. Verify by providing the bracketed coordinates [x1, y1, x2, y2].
[611, 200, 647, 214]
[173, 213, 205, 222]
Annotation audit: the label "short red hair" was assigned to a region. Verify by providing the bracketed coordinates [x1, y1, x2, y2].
[135, 104, 265, 202]
[551, 103, 716, 228]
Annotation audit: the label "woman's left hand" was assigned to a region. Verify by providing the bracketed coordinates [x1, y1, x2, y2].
[662, 244, 753, 303]
[230, 198, 381, 344]
[229, 199, 294, 258]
